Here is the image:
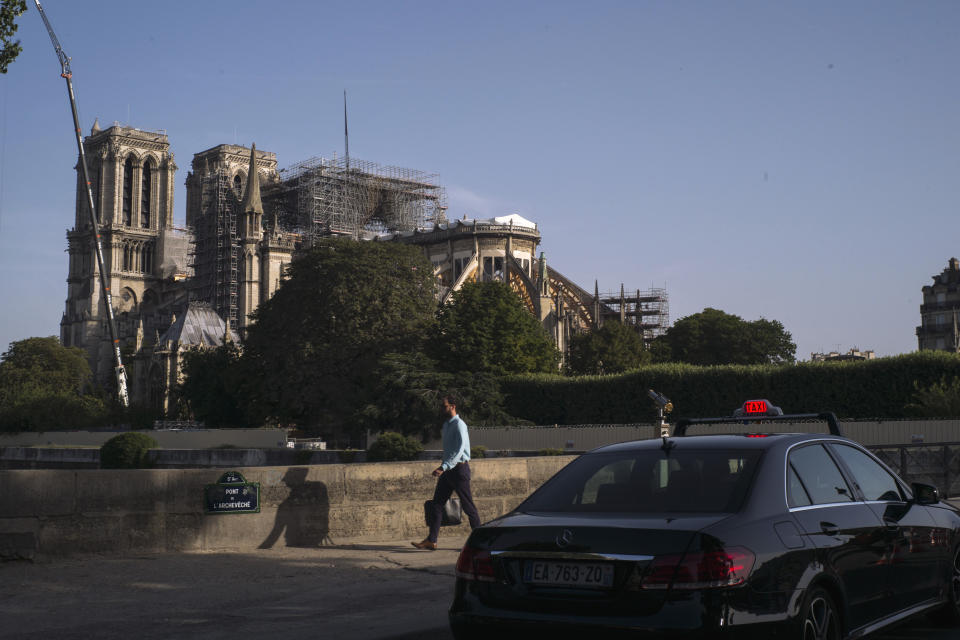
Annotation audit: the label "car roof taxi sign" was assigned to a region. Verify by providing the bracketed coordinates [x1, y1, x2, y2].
[734, 399, 784, 417]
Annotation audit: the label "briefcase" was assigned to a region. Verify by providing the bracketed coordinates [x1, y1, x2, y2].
[424, 497, 462, 527]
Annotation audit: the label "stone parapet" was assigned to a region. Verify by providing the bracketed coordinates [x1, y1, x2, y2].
[0, 457, 575, 560]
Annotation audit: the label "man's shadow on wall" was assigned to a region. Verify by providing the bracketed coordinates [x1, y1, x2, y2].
[259, 467, 333, 548]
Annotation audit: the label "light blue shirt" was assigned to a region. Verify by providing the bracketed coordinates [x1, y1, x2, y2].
[440, 414, 471, 471]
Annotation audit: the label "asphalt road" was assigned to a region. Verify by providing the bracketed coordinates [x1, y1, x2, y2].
[0, 536, 956, 640]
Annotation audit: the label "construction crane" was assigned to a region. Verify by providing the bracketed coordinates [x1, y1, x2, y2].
[33, 1, 129, 407]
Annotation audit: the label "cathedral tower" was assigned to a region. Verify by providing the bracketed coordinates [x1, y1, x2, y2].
[61, 123, 177, 386]
[184, 144, 278, 329]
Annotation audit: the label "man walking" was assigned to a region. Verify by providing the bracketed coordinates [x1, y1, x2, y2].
[412, 395, 482, 550]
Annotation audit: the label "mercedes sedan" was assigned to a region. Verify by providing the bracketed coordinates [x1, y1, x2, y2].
[450, 401, 960, 639]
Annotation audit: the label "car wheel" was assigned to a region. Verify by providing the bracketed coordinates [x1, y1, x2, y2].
[930, 546, 960, 626]
[801, 586, 841, 640]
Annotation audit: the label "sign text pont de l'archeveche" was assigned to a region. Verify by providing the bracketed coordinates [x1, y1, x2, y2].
[204, 470, 260, 515]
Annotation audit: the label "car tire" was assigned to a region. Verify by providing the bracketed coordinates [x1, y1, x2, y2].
[930, 546, 960, 626]
[800, 586, 841, 640]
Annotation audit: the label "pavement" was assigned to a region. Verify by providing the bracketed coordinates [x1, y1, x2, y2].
[4, 501, 960, 640]
[0, 535, 469, 640]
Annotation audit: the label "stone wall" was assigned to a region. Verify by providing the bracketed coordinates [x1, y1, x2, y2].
[0, 457, 575, 560]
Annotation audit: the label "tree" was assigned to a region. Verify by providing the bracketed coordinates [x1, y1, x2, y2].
[0, 0, 27, 74]
[566, 322, 650, 375]
[240, 238, 438, 433]
[432, 280, 559, 375]
[177, 343, 252, 427]
[653, 307, 796, 366]
[354, 352, 522, 439]
[0, 336, 108, 431]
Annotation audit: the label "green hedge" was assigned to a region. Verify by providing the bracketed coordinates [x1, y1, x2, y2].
[501, 351, 960, 424]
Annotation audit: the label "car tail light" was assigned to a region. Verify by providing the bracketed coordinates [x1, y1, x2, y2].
[641, 547, 755, 590]
[455, 545, 495, 582]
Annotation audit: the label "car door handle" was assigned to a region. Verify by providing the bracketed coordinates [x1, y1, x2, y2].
[820, 521, 839, 536]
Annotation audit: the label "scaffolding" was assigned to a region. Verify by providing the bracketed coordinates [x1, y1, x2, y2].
[270, 155, 447, 242]
[188, 171, 240, 326]
[600, 286, 670, 344]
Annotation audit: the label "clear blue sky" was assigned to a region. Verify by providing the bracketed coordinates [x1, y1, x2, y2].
[1, 1, 958, 360]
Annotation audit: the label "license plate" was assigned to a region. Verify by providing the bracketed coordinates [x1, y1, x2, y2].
[523, 561, 614, 588]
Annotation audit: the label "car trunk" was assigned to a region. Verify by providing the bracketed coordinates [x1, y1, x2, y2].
[466, 511, 732, 616]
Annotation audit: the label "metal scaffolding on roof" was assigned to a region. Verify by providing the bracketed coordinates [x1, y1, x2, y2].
[599, 286, 670, 344]
[270, 155, 447, 242]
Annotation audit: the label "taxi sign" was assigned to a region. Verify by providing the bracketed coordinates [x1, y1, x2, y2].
[734, 399, 783, 417]
[673, 400, 842, 437]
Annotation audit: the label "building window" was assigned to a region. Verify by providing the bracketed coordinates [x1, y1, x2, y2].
[234, 174, 243, 196]
[122, 244, 130, 271]
[141, 162, 151, 228]
[454, 257, 469, 281]
[483, 257, 505, 282]
[122, 157, 133, 226]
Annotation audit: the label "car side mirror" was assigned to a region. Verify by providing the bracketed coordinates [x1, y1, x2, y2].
[911, 482, 940, 505]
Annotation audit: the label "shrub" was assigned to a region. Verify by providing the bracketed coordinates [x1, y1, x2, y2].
[100, 432, 158, 469]
[337, 449, 358, 463]
[538, 448, 564, 456]
[367, 431, 423, 462]
[471, 445, 487, 459]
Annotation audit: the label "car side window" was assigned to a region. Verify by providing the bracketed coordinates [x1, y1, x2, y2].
[788, 444, 855, 505]
[787, 464, 812, 507]
[830, 444, 904, 502]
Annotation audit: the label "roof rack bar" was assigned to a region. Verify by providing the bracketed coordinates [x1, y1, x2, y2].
[673, 412, 842, 437]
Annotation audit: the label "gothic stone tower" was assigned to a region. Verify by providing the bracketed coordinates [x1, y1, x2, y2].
[184, 144, 281, 332]
[61, 122, 177, 388]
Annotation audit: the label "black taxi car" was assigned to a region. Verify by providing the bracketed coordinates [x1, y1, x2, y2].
[450, 401, 960, 639]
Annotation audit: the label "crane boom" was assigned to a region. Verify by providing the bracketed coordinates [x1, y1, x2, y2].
[34, 0, 129, 407]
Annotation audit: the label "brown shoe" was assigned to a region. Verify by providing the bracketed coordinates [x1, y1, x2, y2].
[411, 539, 437, 550]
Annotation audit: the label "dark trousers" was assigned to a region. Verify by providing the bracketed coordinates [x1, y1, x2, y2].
[427, 462, 481, 542]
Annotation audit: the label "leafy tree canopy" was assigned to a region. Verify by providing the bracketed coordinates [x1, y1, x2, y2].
[432, 280, 559, 376]
[653, 307, 796, 365]
[241, 238, 438, 431]
[566, 322, 650, 375]
[355, 352, 523, 439]
[0, 336, 107, 431]
[1, 336, 93, 398]
[0, 0, 27, 74]
[177, 343, 252, 428]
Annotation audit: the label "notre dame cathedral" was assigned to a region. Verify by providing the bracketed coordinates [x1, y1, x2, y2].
[61, 121, 669, 417]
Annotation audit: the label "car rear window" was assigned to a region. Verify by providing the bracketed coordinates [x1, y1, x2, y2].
[520, 449, 762, 513]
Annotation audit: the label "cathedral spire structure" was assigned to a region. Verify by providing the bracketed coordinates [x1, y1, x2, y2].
[238, 143, 263, 333]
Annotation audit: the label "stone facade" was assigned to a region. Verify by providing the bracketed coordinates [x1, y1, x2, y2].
[60, 123, 187, 408]
[62, 129, 293, 413]
[917, 258, 960, 352]
[389, 214, 598, 355]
